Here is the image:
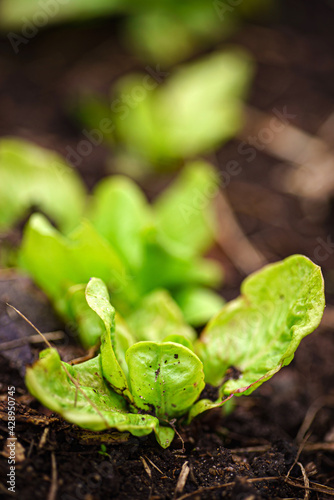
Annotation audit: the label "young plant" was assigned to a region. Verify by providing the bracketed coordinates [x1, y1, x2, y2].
[75, 49, 252, 174]
[26, 255, 325, 448]
[19, 161, 225, 346]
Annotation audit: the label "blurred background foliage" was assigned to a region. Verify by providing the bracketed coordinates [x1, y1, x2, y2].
[0, 0, 276, 65]
[0, 0, 334, 294]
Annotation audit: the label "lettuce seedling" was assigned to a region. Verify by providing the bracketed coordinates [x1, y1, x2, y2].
[75, 50, 252, 173]
[26, 255, 325, 448]
[19, 161, 225, 346]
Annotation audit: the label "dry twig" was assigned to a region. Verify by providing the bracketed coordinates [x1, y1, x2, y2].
[174, 462, 190, 498]
[297, 462, 310, 500]
[296, 395, 334, 443]
[140, 456, 152, 480]
[214, 190, 267, 275]
[47, 452, 58, 500]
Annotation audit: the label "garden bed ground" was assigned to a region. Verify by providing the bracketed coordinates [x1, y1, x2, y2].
[1, 0, 334, 498]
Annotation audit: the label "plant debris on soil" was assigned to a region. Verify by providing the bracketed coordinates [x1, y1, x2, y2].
[1, 0, 334, 498]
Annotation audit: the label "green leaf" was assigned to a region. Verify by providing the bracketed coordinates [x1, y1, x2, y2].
[19, 214, 134, 318]
[111, 50, 252, 164]
[89, 176, 152, 271]
[154, 162, 219, 257]
[0, 0, 122, 29]
[187, 395, 233, 423]
[0, 138, 85, 233]
[162, 335, 194, 351]
[125, 4, 233, 66]
[25, 348, 173, 447]
[126, 341, 205, 420]
[174, 287, 225, 327]
[69, 220, 132, 297]
[113, 312, 136, 379]
[127, 290, 196, 343]
[196, 255, 325, 395]
[66, 284, 105, 348]
[85, 278, 133, 402]
[19, 214, 132, 347]
[156, 50, 253, 158]
[137, 237, 223, 294]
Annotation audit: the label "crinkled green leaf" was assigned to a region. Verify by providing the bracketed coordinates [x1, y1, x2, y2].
[126, 341, 205, 420]
[154, 162, 219, 257]
[196, 255, 325, 395]
[174, 287, 225, 327]
[127, 290, 195, 343]
[89, 176, 152, 271]
[26, 349, 126, 416]
[0, 138, 85, 233]
[85, 278, 133, 402]
[25, 348, 173, 447]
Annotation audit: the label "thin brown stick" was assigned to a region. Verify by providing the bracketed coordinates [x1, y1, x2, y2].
[286, 432, 311, 479]
[303, 442, 334, 453]
[0, 331, 64, 352]
[230, 445, 271, 454]
[7, 303, 110, 427]
[38, 428, 49, 449]
[174, 461, 190, 498]
[47, 452, 58, 500]
[6, 304, 53, 348]
[214, 190, 267, 275]
[231, 442, 334, 455]
[177, 475, 334, 500]
[296, 395, 334, 443]
[69, 346, 98, 365]
[144, 455, 164, 475]
[140, 456, 152, 479]
[169, 419, 185, 453]
[238, 105, 334, 201]
[297, 462, 310, 500]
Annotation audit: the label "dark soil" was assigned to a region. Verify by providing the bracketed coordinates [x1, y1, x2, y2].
[1, 0, 334, 498]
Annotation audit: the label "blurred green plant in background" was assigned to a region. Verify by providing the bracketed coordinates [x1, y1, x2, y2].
[0, 0, 276, 64]
[74, 49, 253, 176]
